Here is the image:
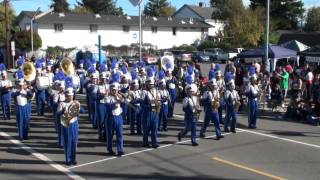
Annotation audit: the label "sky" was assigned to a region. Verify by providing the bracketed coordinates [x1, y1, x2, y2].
[10, 0, 320, 16]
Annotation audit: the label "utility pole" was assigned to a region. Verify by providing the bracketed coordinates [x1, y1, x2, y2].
[4, 0, 11, 68]
[264, 0, 270, 73]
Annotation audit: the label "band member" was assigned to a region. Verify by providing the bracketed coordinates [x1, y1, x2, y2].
[57, 86, 80, 166]
[129, 71, 142, 135]
[142, 68, 160, 148]
[52, 72, 66, 148]
[35, 61, 46, 116]
[106, 73, 125, 156]
[76, 60, 86, 94]
[87, 69, 99, 129]
[45, 60, 55, 109]
[165, 63, 177, 118]
[158, 71, 170, 132]
[97, 65, 109, 141]
[12, 71, 34, 140]
[216, 69, 225, 124]
[245, 74, 260, 129]
[224, 73, 240, 133]
[120, 65, 130, 125]
[200, 77, 224, 140]
[178, 75, 200, 146]
[0, 64, 12, 120]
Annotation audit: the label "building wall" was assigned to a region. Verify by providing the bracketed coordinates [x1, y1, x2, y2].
[205, 20, 224, 37]
[37, 23, 206, 50]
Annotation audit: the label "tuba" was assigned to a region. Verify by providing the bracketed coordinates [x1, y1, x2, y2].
[22, 62, 36, 82]
[61, 101, 80, 128]
[60, 57, 75, 76]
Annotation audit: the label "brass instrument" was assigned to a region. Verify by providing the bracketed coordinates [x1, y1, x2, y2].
[155, 95, 161, 113]
[117, 91, 139, 112]
[212, 97, 220, 112]
[22, 62, 36, 82]
[60, 57, 75, 76]
[61, 101, 80, 128]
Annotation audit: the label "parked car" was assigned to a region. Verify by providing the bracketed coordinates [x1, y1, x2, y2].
[171, 50, 192, 63]
[192, 51, 210, 63]
[122, 56, 139, 66]
[143, 54, 158, 64]
[228, 48, 244, 59]
[204, 48, 229, 63]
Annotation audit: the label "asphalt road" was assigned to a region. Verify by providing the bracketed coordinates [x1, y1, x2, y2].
[1, 64, 320, 180]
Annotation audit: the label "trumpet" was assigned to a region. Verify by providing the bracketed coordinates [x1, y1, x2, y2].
[116, 91, 139, 112]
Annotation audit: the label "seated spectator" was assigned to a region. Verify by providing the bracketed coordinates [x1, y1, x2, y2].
[270, 84, 283, 111]
[291, 72, 302, 100]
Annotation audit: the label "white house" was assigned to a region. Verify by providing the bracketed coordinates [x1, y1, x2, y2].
[16, 11, 211, 51]
[173, 3, 224, 37]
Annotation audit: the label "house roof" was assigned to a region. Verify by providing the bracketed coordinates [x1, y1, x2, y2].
[174, 5, 216, 20]
[15, 11, 41, 24]
[279, 32, 320, 47]
[27, 12, 211, 28]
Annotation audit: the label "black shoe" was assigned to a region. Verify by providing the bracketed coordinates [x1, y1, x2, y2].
[231, 129, 236, 133]
[158, 128, 162, 132]
[108, 151, 116, 156]
[177, 133, 182, 141]
[71, 161, 77, 165]
[152, 144, 159, 149]
[117, 151, 125, 156]
[225, 128, 230, 133]
[142, 143, 150, 148]
[200, 133, 205, 138]
[163, 128, 168, 132]
[66, 162, 72, 166]
[192, 142, 198, 146]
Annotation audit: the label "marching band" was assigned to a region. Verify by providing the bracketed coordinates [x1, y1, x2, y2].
[0, 56, 262, 165]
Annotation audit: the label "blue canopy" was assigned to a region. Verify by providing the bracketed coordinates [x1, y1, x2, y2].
[238, 45, 297, 59]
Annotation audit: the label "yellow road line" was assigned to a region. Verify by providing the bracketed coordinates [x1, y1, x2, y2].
[212, 157, 287, 180]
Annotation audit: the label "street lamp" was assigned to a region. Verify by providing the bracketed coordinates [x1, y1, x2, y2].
[31, 7, 41, 56]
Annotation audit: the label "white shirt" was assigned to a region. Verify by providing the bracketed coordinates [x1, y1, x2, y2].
[159, 89, 170, 105]
[0, 79, 12, 88]
[183, 96, 199, 113]
[57, 101, 78, 126]
[53, 92, 65, 104]
[106, 95, 123, 116]
[98, 84, 109, 103]
[16, 89, 28, 106]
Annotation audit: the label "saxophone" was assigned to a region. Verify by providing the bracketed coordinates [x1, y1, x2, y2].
[212, 97, 220, 112]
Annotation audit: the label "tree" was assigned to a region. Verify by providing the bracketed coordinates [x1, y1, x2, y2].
[72, 5, 91, 14]
[0, 3, 16, 43]
[144, 0, 173, 17]
[249, 0, 305, 30]
[50, 0, 70, 13]
[211, 0, 245, 20]
[77, 0, 123, 15]
[14, 30, 42, 51]
[304, 7, 320, 32]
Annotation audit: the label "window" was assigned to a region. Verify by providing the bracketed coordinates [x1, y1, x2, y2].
[151, 26, 157, 34]
[172, 27, 176, 36]
[123, 25, 130, 33]
[25, 23, 31, 31]
[54, 24, 63, 32]
[90, 24, 98, 32]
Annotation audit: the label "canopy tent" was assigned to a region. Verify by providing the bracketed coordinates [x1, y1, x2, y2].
[298, 45, 320, 64]
[279, 40, 310, 52]
[237, 45, 297, 71]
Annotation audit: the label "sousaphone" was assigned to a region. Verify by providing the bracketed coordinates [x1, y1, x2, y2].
[22, 62, 36, 82]
[60, 57, 75, 76]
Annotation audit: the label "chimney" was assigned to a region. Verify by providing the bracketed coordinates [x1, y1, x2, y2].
[199, 2, 204, 8]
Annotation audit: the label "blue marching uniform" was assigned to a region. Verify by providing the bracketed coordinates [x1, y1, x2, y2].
[142, 89, 160, 148]
[0, 80, 12, 120]
[224, 89, 239, 133]
[120, 83, 130, 125]
[106, 95, 124, 155]
[158, 89, 170, 131]
[129, 90, 142, 135]
[178, 95, 199, 145]
[166, 77, 177, 118]
[77, 68, 86, 94]
[200, 90, 222, 138]
[53, 92, 65, 148]
[87, 82, 98, 128]
[97, 84, 109, 141]
[58, 101, 79, 165]
[12, 89, 33, 140]
[35, 84, 46, 116]
[246, 83, 259, 129]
